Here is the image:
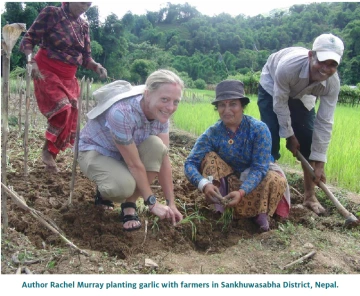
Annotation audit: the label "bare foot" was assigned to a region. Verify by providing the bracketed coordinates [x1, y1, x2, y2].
[96, 204, 114, 210]
[303, 196, 326, 215]
[120, 202, 141, 231]
[42, 149, 57, 167]
[253, 213, 270, 232]
[94, 189, 114, 210]
[45, 164, 59, 174]
[123, 207, 141, 231]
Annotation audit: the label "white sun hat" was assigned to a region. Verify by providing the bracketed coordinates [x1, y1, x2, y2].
[87, 80, 145, 119]
[312, 33, 344, 65]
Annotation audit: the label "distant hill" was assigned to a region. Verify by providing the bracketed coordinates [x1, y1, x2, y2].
[2, 2, 360, 85]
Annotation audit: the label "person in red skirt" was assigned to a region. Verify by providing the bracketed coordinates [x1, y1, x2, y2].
[20, 2, 107, 173]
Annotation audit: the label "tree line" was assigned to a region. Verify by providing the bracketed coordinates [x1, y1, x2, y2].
[2, 2, 360, 88]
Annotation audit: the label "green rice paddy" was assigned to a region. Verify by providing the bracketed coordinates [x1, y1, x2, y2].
[173, 90, 360, 193]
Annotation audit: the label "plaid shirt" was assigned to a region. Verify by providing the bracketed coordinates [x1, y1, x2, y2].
[79, 95, 169, 161]
[20, 5, 93, 67]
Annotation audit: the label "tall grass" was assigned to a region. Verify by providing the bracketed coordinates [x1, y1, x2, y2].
[173, 91, 360, 193]
[326, 106, 360, 191]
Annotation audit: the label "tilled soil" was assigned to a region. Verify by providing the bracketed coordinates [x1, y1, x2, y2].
[1, 127, 360, 275]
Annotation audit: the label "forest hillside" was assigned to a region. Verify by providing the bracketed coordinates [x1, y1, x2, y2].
[2, 2, 360, 86]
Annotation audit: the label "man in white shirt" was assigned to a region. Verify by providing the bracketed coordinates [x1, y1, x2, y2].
[257, 33, 344, 214]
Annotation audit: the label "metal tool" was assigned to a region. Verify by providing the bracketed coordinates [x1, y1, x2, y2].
[296, 150, 360, 228]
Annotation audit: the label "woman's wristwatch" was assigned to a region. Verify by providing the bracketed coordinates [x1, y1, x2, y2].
[144, 194, 157, 206]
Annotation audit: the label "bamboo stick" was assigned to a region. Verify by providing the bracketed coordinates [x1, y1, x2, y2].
[18, 76, 23, 132]
[69, 77, 85, 205]
[1, 47, 10, 230]
[296, 150, 359, 226]
[1, 182, 89, 256]
[31, 93, 38, 127]
[1, 23, 26, 231]
[24, 55, 32, 176]
[282, 250, 316, 270]
[142, 220, 149, 246]
[86, 77, 90, 116]
[90, 78, 94, 112]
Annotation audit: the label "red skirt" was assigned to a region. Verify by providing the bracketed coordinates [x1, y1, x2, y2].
[34, 49, 79, 154]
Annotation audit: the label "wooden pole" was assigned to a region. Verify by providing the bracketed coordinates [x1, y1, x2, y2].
[31, 93, 38, 127]
[69, 76, 85, 205]
[18, 76, 23, 132]
[90, 77, 94, 110]
[86, 77, 90, 117]
[282, 251, 316, 270]
[1, 47, 10, 230]
[23, 59, 32, 176]
[296, 150, 359, 226]
[1, 23, 26, 232]
[1, 182, 89, 256]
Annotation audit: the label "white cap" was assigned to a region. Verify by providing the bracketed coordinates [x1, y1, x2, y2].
[312, 33, 344, 64]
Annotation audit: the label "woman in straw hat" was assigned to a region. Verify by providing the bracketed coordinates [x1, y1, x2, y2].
[20, 2, 107, 173]
[78, 69, 184, 231]
[184, 80, 290, 232]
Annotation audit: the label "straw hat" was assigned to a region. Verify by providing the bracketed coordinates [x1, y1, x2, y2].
[87, 80, 145, 119]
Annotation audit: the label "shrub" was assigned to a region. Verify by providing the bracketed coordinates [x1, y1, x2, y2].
[194, 78, 206, 90]
[339, 85, 360, 106]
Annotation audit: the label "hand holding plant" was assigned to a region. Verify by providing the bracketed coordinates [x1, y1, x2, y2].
[223, 189, 245, 207]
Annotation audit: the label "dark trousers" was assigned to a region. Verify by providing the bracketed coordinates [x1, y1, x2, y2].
[257, 84, 315, 161]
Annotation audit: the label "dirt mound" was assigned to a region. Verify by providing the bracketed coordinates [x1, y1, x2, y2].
[1, 128, 360, 274]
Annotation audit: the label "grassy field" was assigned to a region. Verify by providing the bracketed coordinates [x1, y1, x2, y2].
[173, 89, 360, 193]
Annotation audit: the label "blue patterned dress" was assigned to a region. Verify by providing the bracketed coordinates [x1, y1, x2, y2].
[184, 115, 272, 194]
